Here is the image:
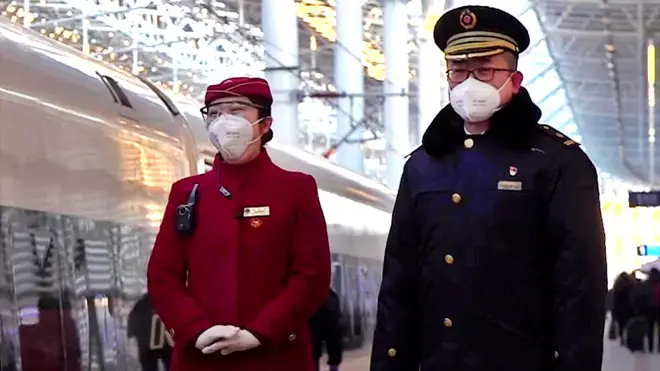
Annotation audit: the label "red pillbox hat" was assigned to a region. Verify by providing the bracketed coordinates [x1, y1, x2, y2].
[204, 77, 273, 106]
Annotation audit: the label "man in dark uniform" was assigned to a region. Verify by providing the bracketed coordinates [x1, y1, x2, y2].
[370, 5, 607, 371]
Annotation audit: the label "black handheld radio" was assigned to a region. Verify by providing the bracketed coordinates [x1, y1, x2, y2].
[175, 184, 199, 235]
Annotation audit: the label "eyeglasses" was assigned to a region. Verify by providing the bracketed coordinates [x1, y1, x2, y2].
[446, 67, 514, 83]
[200, 100, 262, 124]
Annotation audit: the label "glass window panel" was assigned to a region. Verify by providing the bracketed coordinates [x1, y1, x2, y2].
[526, 72, 561, 102]
[520, 43, 553, 69]
[551, 107, 573, 126]
[521, 40, 552, 61]
[453, 0, 528, 16]
[518, 57, 552, 79]
[541, 106, 569, 125]
[559, 122, 578, 135]
[518, 8, 544, 43]
[538, 88, 566, 115]
[523, 42, 542, 55]
[540, 111, 560, 125]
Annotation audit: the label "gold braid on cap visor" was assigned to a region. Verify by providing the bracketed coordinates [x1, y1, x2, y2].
[444, 31, 519, 60]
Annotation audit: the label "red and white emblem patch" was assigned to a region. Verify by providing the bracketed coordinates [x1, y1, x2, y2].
[509, 166, 518, 176]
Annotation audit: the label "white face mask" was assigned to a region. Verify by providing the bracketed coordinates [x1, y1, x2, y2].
[207, 114, 263, 160]
[449, 76, 512, 122]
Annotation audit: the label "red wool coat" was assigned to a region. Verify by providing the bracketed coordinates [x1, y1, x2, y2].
[147, 150, 331, 371]
[19, 310, 81, 371]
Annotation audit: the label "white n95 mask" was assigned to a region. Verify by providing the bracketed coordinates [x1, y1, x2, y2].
[207, 114, 262, 160]
[449, 76, 511, 122]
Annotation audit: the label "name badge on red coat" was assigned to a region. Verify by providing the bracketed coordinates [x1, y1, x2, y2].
[243, 206, 270, 218]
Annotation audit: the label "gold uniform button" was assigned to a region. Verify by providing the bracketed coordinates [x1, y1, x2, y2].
[451, 193, 462, 204]
[387, 348, 397, 357]
[288, 333, 296, 341]
[443, 318, 453, 328]
[464, 138, 474, 148]
[444, 255, 454, 264]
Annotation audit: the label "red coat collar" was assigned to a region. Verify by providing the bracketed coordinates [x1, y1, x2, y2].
[211, 148, 273, 177]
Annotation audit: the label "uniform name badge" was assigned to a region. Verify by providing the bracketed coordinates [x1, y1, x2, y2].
[497, 180, 522, 191]
[243, 206, 270, 218]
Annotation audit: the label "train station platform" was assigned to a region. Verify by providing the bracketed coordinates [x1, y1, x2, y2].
[335, 338, 660, 371]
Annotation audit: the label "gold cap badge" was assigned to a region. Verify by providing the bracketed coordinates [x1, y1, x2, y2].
[459, 9, 477, 30]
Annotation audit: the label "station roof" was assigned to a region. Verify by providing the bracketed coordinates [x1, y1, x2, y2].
[529, 0, 654, 185]
[1, 0, 427, 157]
[4, 0, 649, 185]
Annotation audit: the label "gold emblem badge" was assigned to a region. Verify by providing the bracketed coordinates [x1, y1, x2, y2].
[249, 218, 263, 228]
[459, 9, 477, 30]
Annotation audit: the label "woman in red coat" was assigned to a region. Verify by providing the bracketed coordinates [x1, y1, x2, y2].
[146, 76, 331, 371]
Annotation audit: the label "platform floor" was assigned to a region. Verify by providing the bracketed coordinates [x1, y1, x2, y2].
[332, 338, 660, 371]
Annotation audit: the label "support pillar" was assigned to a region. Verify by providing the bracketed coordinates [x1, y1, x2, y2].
[334, 0, 365, 173]
[637, 0, 649, 181]
[383, 0, 410, 189]
[261, 0, 300, 146]
[417, 0, 448, 144]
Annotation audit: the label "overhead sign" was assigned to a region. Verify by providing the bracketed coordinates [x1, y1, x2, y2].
[628, 191, 660, 207]
[637, 245, 660, 256]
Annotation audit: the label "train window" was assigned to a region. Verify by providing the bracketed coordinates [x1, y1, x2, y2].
[96, 72, 118, 104]
[96, 73, 133, 108]
[136, 75, 180, 116]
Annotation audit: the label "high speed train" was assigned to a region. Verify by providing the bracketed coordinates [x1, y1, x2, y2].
[0, 16, 393, 370]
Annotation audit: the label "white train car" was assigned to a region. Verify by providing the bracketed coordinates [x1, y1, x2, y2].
[0, 16, 393, 370]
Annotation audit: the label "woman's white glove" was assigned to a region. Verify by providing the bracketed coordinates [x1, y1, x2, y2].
[201, 329, 261, 355]
[195, 325, 240, 350]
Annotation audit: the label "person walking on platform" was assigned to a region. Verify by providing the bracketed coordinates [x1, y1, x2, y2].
[630, 268, 660, 352]
[649, 268, 660, 352]
[611, 272, 634, 345]
[309, 289, 343, 371]
[127, 294, 173, 371]
[370, 5, 607, 371]
[147, 76, 332, 371]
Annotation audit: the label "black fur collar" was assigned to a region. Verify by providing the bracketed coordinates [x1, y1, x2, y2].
[421, 87, 542, 157]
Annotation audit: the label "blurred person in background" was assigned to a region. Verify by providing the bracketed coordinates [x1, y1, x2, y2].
[20, 293, 81, 371]
[650, 268, 660, 352]
[147, 77, 331, 371]
[128, 294, 172, 371]
[611, 272, 634, 345]
[629, 268, 660, 352]
[309, 289, 343, 371]
[370, 5, 607, 371]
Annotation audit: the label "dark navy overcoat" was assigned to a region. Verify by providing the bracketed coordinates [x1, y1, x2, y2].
[370, 88, 607, 371]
